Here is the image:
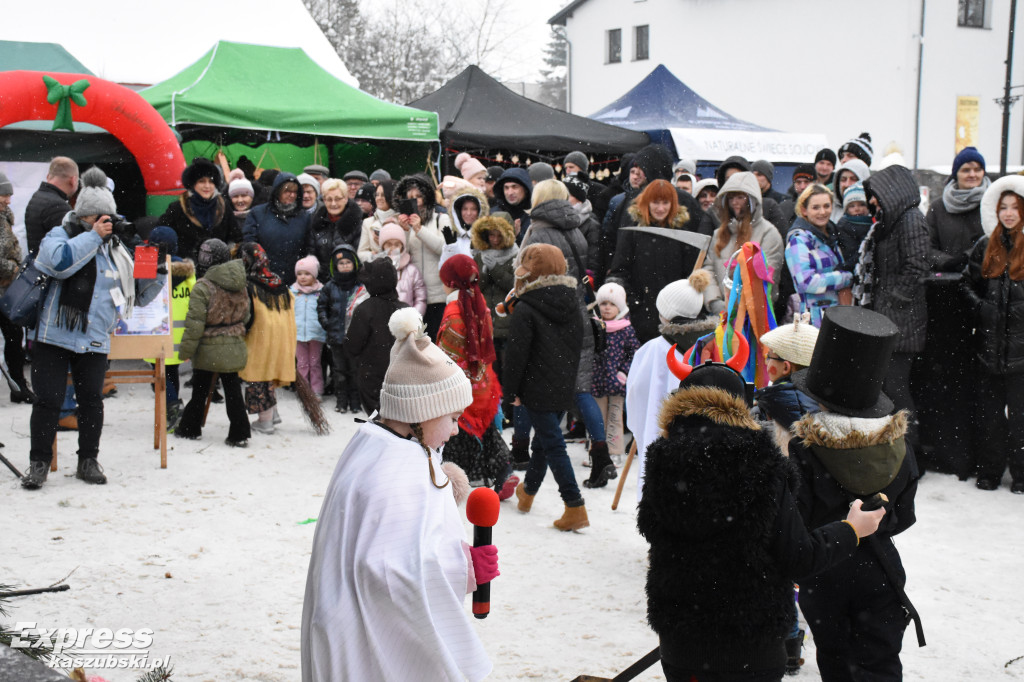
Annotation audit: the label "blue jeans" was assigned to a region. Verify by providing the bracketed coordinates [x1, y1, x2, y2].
[513, 393, 606, 443]
[522, 407, 582, 504]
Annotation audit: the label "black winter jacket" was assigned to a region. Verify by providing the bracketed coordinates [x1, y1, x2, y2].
[158, 193, 241, 262]
[503, 275, 582, 412]
[522, 199, 595, 393]
[317, 245, 363, 346]
[862, 165, 930, 353]
[24, 182, 72, 255]
[963, 234, 1024, 375]
[344, 258, 408, 410]
[925, 194, 983, 272]
[608, 203, 715, 342]
[639, 387, 859, 673]
[306, 202, 364, 283]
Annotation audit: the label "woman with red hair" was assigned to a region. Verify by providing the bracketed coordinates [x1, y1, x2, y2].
[436, 254, 517, 499]
[607, 179, 714, 342]
[965, 176, 1024, 493]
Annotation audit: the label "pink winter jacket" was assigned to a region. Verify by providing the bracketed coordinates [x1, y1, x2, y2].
[391, 252, 427, 315]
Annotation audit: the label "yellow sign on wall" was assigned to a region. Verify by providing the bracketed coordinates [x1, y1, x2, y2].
[955, 96, 980, 153]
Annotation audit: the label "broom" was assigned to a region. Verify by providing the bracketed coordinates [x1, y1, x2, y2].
[293, 371, 331, 436]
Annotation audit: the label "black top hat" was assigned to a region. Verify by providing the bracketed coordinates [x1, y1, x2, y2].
[791, 306, 899, 418]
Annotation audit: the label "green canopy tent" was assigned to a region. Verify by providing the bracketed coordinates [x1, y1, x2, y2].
[141, 41, 439, 190]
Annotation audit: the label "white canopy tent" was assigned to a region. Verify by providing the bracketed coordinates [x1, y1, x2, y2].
[0, 0, 355, 88]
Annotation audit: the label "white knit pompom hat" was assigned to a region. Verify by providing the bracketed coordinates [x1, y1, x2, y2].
[759, 312, 820, 367]
[596, 282, 628, 319]
[379, 308, 473, 424]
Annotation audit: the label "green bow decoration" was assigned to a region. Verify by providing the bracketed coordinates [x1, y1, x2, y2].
[42, 75, 91, 132]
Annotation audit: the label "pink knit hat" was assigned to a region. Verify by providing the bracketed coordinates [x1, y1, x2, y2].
[455, 152, 487, 181]
[378, 223, 407, 250]
[295, 255, 320, 278]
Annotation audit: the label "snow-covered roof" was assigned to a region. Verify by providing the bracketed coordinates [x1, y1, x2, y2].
[0, 0, 356, 87]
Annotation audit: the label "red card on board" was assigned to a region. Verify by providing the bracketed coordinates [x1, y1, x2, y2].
[135, 245, 158, 279]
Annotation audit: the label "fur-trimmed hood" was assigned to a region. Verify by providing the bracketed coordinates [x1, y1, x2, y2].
[170, 259, 195, 288]
[627, 202, 690, 228]
[981, 173, 1024, 237]
[470, 214, 516, 251]
[450, 187, 489, 235]
[658, 385, 761, 437]
[792, 410, 908, 495]
[394, 173, 438, 214]
[658, 315, 718, 349]
[515, 274, 579, 322]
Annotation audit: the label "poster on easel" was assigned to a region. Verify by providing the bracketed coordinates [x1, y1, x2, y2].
[109, 258, 174, 468]
[115, 268, 171, 336]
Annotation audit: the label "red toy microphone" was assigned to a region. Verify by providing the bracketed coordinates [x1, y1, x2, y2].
[466, 487, 500, 619]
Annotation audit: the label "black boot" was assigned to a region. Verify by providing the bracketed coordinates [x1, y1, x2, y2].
[784, 629, 805, 675]
[583, 441, 617, 488]
[21, 461, 49, 490]
[511, 437, 530, 470]
[76, 457, 107, 485]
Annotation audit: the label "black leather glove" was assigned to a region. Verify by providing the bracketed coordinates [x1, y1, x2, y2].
[442, 225, 457, 245]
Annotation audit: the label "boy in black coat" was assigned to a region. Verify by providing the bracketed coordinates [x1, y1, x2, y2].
[344, 257, 407, 415]
[790, 306, 920, 682]
[503, 243, 588, 531]
[639, 354, 885, 682]
[318, 245, 364, 413]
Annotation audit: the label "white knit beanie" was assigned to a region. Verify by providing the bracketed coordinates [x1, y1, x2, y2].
[596, 282, 628, 319]
[759, 312, 819, 367]
[656, 270, 710, 321]
[379, 308, 472, 424]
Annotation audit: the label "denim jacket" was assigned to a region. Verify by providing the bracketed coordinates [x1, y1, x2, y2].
[33, 217, 161, 354]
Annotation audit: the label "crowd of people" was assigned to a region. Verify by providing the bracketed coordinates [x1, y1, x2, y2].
[2, 132, 1022, 681]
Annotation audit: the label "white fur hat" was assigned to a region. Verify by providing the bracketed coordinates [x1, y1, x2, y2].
[379, 308, 472, 424]
[596, 282, 628, 319]
[656, 270, 710, 321]
[759, 313, 819, 367]
[981, 174, 1024, 237]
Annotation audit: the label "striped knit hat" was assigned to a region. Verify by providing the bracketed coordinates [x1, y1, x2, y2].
[379, 308, 472, 424]
[838, 132, 873, 167]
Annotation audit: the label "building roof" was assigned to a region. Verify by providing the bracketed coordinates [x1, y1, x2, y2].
[548, 0, 590, 26]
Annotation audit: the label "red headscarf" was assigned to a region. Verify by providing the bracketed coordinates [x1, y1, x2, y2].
[440, 255, 496, 368]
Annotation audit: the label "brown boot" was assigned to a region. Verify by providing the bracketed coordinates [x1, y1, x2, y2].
[515, 482, 535, 513]
[553, 503, 589, 531]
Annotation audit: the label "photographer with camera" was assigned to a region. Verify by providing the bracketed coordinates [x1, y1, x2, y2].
[21, 167, 162, 490]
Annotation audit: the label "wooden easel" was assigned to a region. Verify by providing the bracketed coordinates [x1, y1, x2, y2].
[51, 260, 175, 470]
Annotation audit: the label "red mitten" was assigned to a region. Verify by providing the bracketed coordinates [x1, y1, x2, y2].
[469, 544, 500, 585]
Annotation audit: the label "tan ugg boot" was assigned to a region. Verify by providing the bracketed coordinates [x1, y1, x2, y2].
[516, 482, 535, 513]
[553, 504, 589, 531]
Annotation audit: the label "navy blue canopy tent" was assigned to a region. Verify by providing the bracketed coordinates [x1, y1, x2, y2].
[590, 64, 825, 165]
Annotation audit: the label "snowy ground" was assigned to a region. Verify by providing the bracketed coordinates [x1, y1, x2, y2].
[3, 360, 1024, 681]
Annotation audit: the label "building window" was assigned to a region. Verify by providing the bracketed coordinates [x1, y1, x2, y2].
[958, 0, 986, 27]
[607, 28, 622, 63]
[634, 25, 649, 61]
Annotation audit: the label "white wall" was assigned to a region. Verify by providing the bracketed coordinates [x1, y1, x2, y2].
[561, 0, 1023, 169]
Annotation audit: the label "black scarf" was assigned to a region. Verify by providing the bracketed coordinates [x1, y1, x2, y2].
[57, 219, 98, 332]
[189, 192, 219, 230]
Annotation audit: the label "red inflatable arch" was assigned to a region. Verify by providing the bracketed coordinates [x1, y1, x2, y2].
[0, 70, 185, 201]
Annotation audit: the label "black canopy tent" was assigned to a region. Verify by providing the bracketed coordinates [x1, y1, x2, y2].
[409, 65, 649, 175]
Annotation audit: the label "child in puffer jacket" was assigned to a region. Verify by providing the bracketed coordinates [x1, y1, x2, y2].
[292, 255, 328, 395]
[591, 283, 640, 463]
[377, 220, 426, 315]
[317, 245, 367, 413]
